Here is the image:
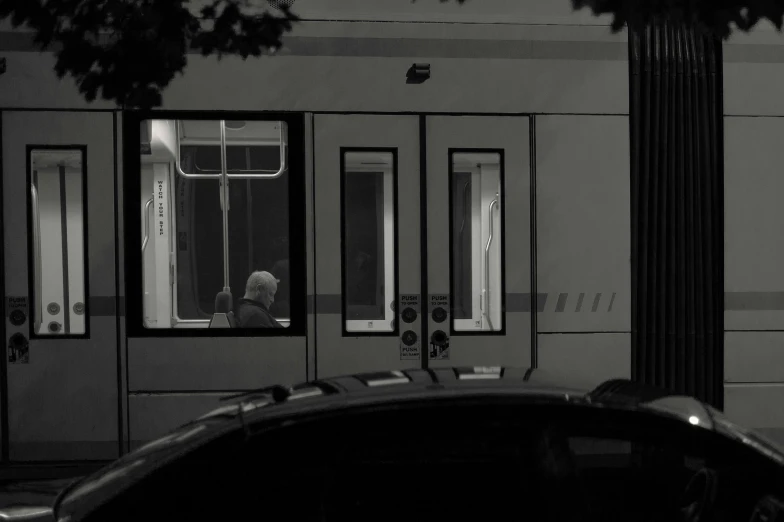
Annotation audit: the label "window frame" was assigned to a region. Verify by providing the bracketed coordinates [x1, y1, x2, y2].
[123, 111, 307, 338]
[339, 147, 400, 338]
[447, 148, 506, 336]
[26, 144, 91, 340]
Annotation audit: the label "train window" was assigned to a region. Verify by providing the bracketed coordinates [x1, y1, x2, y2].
[28, 148, 88, 336]
[140, 119, 290, 329]
[450, 151, 503, 332]
[341, 150, 398, 334]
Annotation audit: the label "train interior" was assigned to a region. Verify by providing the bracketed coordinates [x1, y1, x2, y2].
[141, 119, 292, 330]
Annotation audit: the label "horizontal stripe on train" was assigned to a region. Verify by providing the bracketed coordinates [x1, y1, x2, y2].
[7, 292, 784, 317]
[0, 32, 627, 61]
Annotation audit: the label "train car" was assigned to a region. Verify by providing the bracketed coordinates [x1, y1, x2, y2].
[722, 20, 784, 457]
[0, 0, 774, 468]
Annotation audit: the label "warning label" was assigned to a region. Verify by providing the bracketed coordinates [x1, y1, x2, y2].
[429, 329, 450, 360]
[8, 333, 28, 365]
[400, 329, 420, 360]
[400, 294, 420, 312]
[429, 294, 449, 311]
[6, 296, 27, 316]
[400, 344, 420, 360]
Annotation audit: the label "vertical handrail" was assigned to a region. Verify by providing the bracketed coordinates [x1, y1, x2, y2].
[458, 181, 470, 236]
[30, 183, 43, 334]
[141, 194, 154, 324]
[220, 121, 231, 292]
[457, 180, 470, 311]
[141, 196, 154, 251]
[484, 196, 499, 331]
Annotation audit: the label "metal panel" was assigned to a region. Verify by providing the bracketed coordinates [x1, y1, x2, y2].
[127, 337, 306, 392]
[537, 333, 631, 388]
[725, 384, 784, 432]
[725, 63, 784, 117]
[128, 393, 228, 449]
[313, 114, 420, 378]
[3, 110, 118, 461]
[724, 117, 784, 330]
[724, 28, 784, 117]
[725, 332, 784, 383]
[157, 55, 627, 115]
[426, 116, 531, 368]
[0, 20, 627, 114]
[535, 115, 631, 333]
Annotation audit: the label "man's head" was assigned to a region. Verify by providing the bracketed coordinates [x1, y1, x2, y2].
[244, 271, 278, 308]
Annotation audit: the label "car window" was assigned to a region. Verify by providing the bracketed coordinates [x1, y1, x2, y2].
[79, 401, 784, 522]
[557, 416, 784, 522]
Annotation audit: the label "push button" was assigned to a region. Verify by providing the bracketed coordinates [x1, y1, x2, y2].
[402, 307, 417, 323]
[9, 310, 26, 326]
[432, 307, 447, 323]
[402, 330, 417, 346]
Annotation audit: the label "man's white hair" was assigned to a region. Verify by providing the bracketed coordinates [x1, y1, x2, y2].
[245, 271, 278, 294]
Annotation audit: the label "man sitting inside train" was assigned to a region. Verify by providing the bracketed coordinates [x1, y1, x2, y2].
[235, 271, 284, 328]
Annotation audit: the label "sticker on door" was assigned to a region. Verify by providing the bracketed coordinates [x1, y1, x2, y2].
[8, 333, 29, 364]
[399, 294, 420, 360]
[429, 330, 450, 360]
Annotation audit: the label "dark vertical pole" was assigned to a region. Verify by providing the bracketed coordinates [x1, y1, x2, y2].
[629, 19, 724, 409]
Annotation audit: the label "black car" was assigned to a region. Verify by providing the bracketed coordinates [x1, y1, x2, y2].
[3, 366, 784, 522]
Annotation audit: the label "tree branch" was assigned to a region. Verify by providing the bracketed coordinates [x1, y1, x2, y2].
[0, 0, 299, 109]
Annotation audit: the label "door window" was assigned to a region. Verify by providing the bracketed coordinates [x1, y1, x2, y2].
[28, 147, 88, 337]
[449, 150, 503, 332]
[341, 150, 398, 334]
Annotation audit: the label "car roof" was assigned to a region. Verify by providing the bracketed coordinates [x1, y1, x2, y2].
[53, 366, 784, 520]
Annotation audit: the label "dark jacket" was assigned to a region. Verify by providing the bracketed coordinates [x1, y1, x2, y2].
[235, 298, 283, 328]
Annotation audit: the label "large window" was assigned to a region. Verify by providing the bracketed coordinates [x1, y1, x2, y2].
[341, 150, 398, 334]
[139, 119, 293, 330]
[28, 147, 88, 337]
[449, 151, 503, 332]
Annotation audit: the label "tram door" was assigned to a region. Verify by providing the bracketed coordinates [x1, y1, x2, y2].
[2, 111, 118, 461]
[426, 116, 531, 368]
[314, 114, 531, 377]
[314, 115, 421, 378]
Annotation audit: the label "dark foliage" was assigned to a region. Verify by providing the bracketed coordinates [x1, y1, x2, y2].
[571, 0, 784, 38]
[0, 0, 298, 109]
